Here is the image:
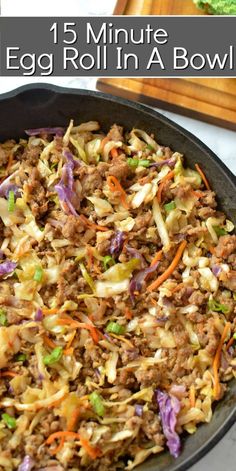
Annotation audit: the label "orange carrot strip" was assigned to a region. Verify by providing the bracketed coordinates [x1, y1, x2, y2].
[191, 189, 205, 199]
[209, 246, 215, 255]
[50, 437, 65, 455]
[172, 282, 185, 294]
[213, 322, 231, 401]
[147, 241, 187, 292]
[100, 136, 109, 151]
[57, 318, 80, 328]
[124, 307, 133, 320]
[79, 437, 102, 460]
[6, 154, 14, 173]
[67, 409, 80, 432]
[195, 164, 211, 191]
[86, 245, 94, 271]
[64, 314, 100, 344]
[42, 307, 59, 315]
[226, 337, 234, 351]
[63, 347, 74, 356]
[107, 175, 129, 209]
[79, 214, 108, 232]
[0, 371, 19, 378]
[189, 385, 196, 408]
[150, 249, 163, 267]
[46, 431, 81, 445]
[157, 170, 175, 203]
[43, 335, 57, 349]
[111, 147, 118, 159]
[150, 298, 157, 306]
[66, 330, 76, 350]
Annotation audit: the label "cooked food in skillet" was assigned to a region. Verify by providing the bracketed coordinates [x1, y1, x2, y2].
[194, 0, 236, 15]
[0, 121, 235, 470]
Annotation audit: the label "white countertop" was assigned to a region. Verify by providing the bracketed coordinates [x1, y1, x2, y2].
[0, 1, 235, 470]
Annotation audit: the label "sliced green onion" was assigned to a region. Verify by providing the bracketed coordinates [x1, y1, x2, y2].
[233, 333, 236, 340]
[103, 255, 115, 271]
[208, 298, 229, 314]
[0, 308, 7, 326]
[50, 162, 58, 170]
[127, 158, 139, 168]
[43, 346, 63, 366]
[213, 226, 227, 237]
[139, 159, 151, 167]
[15, 353, 27, 362]
[164, 201, 176, 213]
[33, 266, 43, 282]
[106, 322, 125, 335]
[79, 263, 95, 292]
[89, 391, 105, 417]
[2, 413, 16, 429]
[8, 190, 15, 212]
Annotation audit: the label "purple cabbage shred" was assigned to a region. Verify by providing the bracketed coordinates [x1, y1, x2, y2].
[156, 390, 181, 458]
[17, 456, 35, 471]
[25, 127, 65, 137]
[110, 231, 125, 258]
[0, 260, 17, 276]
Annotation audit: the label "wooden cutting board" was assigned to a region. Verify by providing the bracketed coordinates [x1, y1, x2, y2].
[97, 0, 236, 130]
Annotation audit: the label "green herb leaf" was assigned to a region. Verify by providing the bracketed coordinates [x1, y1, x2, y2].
[33, 266, 43, 282]
[213, 226, 227, 237]
[0, 308, 7, 326]
[208, 298, 230, 314]
[2, 413, 16, 429]
[8, 190, 15, 213]
[103, 255, 115, 271]
[164, 201, 176, 213]
[106, 322, 125, 335]
[89, 391, 105, 417]
[43, 346, 63, 366]
[15, 353, 27, 362]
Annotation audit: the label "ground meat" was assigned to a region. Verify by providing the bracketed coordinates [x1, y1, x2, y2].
[96, 238, 111, 255]
[195, 318, 220, 356]
[215, 235, 236, 259]
[61, 214, 85, 243]
[133, 211, 152, 231]
[198, 206, 216, 219]
[0, 147, 8, 166]
[221, 271, 236, 291]
[188, 290, 207, 306]
[201, 191, 217, 208]
[107, 124, 124, 142]
[21, 145, 42, 165]
[141, 411, 164, 447]
[26, 168, 48, 218]
[172, 183, 192, 200]
[135, 367, 163, 388]
[56, 261, 88, 304]
[97, 161, 109, 177]
[106, 154, 131, 181]
[80, 167, 103, 196]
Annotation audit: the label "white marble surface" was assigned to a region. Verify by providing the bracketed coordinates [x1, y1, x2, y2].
[0, 1, 235, 470]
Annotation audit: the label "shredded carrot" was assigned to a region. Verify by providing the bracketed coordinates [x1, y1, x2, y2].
[150, 249, 163, 267]
[195, 164, 211, 191]
[86, 245, 94, 271]
[6, 153, 14, 173]
[226, 337, 234, 351]
[46, 431, 81, 445]
[100, 136, 109, 151]
[79, 214, 108, 232]
[157, 170, 175, 203]
[107, 175, 129, 209]
[189, 385, 196, 408]
[67, 409, 80, 432]
[66, 330, 76, 350]
[213, 322, 231, 401]
[79, 436, 102, 460]
[172, 282, 185, 293]
[111, 147, 118, 159]
[63, 347, 74, 356]
[109, 333, 134, 349]
[124, 307, 133, 320]
[57, 318, 80, 328]
[42, 307, 59, 315]
[150, 298, 157, 306]
[0, 371, 19, 378]
[50, 437, 65, 455]
[69, 314, 101, 344]
[209, 246, 215, 255]
[147, 240, 187, 292]
[43, 334, 57, 349]
[191, 189, 205, 199]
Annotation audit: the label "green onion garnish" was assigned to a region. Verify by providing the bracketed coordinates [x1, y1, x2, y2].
[164, 201, 176, 213]
[15, 353, 27, 362]
[106, 322, 125, 335]
[2, 413, 16, 429]
[213, 226, 227, 237]
[89, 391, 105, 417]
[8, 190, 15, 212]
[127, 158, 151, 168]
[33, 266, 43, 282]
[208, 298, 229, 314]
[103, 255, 115, 271]
[43, 346, 63, 366]
[0, 308, 7, 326]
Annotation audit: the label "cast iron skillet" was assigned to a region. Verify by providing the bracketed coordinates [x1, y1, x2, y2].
[0, 84, 235, 471]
